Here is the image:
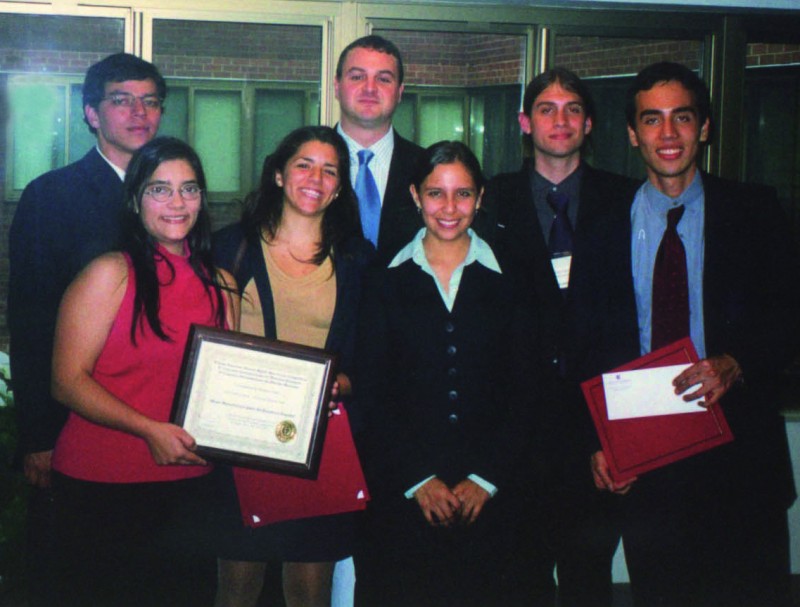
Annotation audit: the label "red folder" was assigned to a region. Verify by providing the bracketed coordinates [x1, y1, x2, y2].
[581, 337, 733, 482]
[234, 404, 370, 527]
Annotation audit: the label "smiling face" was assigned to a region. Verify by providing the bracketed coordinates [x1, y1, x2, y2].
[84, 78, 162, 171]
[627, 80, 710, 197]
[519, 82, 592, 162]
[334, 47, 403, 138]
[411, 161, 482, 247]
[276, 140, 341, 220]
[140, 159, 201, 255]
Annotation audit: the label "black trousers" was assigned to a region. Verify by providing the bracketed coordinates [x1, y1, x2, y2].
[621, 475, 792, 607]
[51, 472, 217, 607]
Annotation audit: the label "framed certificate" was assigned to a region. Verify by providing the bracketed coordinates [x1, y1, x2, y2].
[172, 325, 337, 478]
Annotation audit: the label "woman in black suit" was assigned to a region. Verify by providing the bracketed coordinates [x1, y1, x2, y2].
[353, 141, 539, 607]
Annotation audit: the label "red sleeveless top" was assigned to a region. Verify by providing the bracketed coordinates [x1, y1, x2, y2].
[53, 248, 223, 483]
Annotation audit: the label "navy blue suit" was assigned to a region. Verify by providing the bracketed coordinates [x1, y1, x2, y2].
[570, 172, 798, 607]
[352, 256, 539, 606]
[8, 146, 125, 606]
[9, 147, 125, 456]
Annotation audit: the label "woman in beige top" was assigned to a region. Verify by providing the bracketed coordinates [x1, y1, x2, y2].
[213, 126, 373, 607]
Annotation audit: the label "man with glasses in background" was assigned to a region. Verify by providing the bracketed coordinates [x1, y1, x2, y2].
[8, 52, 165, 605]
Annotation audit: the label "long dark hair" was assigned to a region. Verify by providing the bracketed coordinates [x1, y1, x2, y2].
[242, 126, 360, 265]
[121, 136, 226, 342]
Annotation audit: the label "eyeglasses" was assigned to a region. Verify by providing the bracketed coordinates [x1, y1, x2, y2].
[143, 184, 202, 203]
[102, 93, 163, 111]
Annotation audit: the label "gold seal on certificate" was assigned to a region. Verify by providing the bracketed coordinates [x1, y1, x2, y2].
[275, 421, 297, 443]
[172, 325, 337, 478]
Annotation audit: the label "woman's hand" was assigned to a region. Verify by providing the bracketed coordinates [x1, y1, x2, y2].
[143, 421, 207, 466]
[414, 478, 462, 527]
[452, 479, 490, 525]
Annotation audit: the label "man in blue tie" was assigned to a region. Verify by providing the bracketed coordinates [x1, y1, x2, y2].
[334, 35, 423, 264]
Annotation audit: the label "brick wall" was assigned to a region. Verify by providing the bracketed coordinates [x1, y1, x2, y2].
[747, 43, 800, 67]
[555, 37, 704, 78]
[154, 20, 321, 81]
[375, 29, 526, 87]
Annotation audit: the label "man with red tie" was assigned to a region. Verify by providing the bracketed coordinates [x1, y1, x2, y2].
[573, 62, 798, 607]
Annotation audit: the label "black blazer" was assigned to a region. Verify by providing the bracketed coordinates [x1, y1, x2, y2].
[8, 148, 125, 455]
[481, 161, 640, 471]
[373, 131, 425, 266]
[570, 172, 799, 507]
[353, 258, 538, 500]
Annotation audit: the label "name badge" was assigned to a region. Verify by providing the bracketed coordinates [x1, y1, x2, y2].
[551, 254, 572, 290]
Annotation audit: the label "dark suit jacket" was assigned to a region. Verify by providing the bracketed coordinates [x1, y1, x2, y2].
[8, 148, 125, 455]
[213, 224, 374, 431]
[353, 258, 538, 503]
[373, 131, 424, 266]
[481, 161, 640, 474]
[570, 171, 798, 507]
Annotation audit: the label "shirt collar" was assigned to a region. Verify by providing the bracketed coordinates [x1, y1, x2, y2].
[389, 227, 502, 274]
[641, 169, 704, 213]
[336, 124, 394, 157]
[95, 145, 126, 181]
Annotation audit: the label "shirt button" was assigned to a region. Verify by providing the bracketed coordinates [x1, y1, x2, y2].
[445, 322, 455, 333]
[447, 367, 457, 378]
[448, 413, 459, 424]
[447, 345, 457, 356]
[448, 390, 458, 401]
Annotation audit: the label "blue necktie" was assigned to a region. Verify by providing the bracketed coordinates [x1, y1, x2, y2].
[547, 191, 574, 256]
[355, 149, 381, 247]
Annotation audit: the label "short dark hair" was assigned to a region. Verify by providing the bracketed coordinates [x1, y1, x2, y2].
[242, 126, 361, 265]
[411, 140, 485, 194]
[335, 35, 405, 85]
[625, 61, 712, 139]
[122, 136, 225, 342]
[522, 67, 595, 123]
[82, 53, 167, 134]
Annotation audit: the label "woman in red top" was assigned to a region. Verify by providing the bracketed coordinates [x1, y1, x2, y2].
[50, 137, 238, 606]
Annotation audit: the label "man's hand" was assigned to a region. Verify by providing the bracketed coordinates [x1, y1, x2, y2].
[591, 451, 636, 494]
[24, 450, 53, 488]
[414, 478, 462, 527]
[452, 479, 490, 525]
[673, 354, 741, 407]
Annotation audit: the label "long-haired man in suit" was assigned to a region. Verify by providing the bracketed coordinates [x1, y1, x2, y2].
[482, 68, 639, 606]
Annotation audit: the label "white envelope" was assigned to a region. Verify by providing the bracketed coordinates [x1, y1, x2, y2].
[602, 364, 705, 420]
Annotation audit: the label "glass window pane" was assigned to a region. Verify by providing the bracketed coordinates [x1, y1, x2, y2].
[10, 82, 65, 189]
[744, 41, 800, 242]
[194, 90, 241, 192]
[419, 96, 464, 146]
[158, 86, 189, 141]
[153, 20, 323, 198]
[254, 90, 308, 185]
[69, 83, 96, 163]
[553, 35, 705, 179]
[393, 94, 417, 142]
[0, 13, 125, 199]
[373, 27, 526, 175]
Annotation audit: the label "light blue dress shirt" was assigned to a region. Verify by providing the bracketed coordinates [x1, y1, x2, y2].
[631, 172, 706, 358]
[390, 227, 502, 498]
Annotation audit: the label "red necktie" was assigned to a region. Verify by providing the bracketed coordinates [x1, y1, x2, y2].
[651, 205, 689, 350]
